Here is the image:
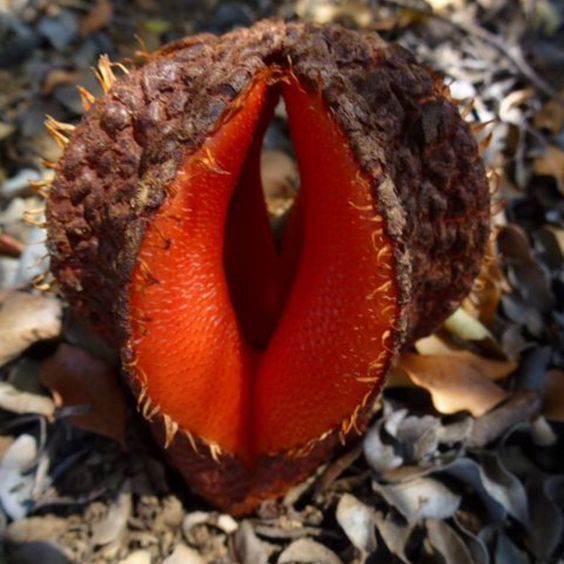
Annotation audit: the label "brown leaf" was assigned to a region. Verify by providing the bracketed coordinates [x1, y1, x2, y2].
[0, 233, 24, 258]
[40, 344, 127, 444]
[534, 93, 564, 134]
[0, 292, 63, 367]
[79, 0, 113, 37]
[398, 353, 510, 417]
[415, 335, 517, 380]
[42, 68, 81, 96]
[543, 369, 564, 421]
[534, 145, 564, 193]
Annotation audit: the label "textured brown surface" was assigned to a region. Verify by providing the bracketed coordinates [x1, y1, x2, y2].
[46, 20, 489, 513]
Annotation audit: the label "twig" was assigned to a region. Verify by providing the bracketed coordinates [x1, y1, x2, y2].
[378, 0, 559, 99]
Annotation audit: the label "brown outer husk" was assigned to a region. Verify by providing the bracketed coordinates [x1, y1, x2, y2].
[46, 20, 489, 514]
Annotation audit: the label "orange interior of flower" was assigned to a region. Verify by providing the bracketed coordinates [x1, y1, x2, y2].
[129, 71, 397, 464]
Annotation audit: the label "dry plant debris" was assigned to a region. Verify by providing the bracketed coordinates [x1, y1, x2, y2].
[0, 0, 563, 562]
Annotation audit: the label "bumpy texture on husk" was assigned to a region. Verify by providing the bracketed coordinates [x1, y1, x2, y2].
[46, 20, 489, 514]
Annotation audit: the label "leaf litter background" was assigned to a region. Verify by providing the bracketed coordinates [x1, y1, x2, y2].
[0, 0, 563, 562]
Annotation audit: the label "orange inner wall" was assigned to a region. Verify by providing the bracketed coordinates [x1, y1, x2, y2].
[129, 73, 397, 462]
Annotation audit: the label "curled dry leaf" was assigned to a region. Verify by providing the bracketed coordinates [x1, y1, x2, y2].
[426, 519, 474, 564]
[335, 493, 378, 555]
[443, 307, 495, 342]
[372, 477, 461, 523]
[542, 369, 564, 421]
[234, 520, 270, 564]
[399, 353, 510, 417]
[533, 93, 564, 134]
[163, 543, 205, 564]
[0, 434, 38, 520]
[415, 335, 517, 379]
[0, 292, 62, 367]
[91, 490, 131, 546]
[79, 0, 113, 37]
[468, 390, 542, 448]
[5, 515, 67, 543]
[39, 343, 127, 444]
[278, 538, 342, 564]
[534, 145, 564, 193]
[42, 68, 81, 96]
[0, 381, 54, 417]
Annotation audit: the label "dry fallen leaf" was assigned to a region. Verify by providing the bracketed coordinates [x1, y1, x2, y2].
[41, 68, 81, 96]
[0, 233, 24, 258]
[40, 344, 127, 444]
[414, 335, 517, 380]
[399, 353, 510, 417]
[372, 477, 461, 523]
[0, 434, 37, 520]
[444, 307, 495, 342]
[543, 369, 564, 421]
[79, 0, 113, 37]
[0, 292, 63, 367]
[295, 0, 373, 27]
[0, 382, 55, 417]
[534, 145, 564, 193]
[533, 94, 564, 134]
[336, 494, 378, 555]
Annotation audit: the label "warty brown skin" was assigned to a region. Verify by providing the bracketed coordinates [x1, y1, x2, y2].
[46, 20, 490, 514]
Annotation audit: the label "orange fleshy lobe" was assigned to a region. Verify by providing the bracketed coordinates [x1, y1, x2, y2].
[129, 72, 397, 463]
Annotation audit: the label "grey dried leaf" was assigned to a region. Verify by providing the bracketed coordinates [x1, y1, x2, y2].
[383, 406, 409, 438]
[526, 475, 564, 560]
[468, 390, 542, 448]
[436, 417, 474, 445]
[234, 520, 270, 564]
[498, 225, 554, 313]
[372, 510, 412, 564]
[0, 292, 62, 367]
[426, 519, 475, 564]
[91, 490, 132, 546]
[529, 416, 557, 446]
[335, 494, 377, 555]
[363, 423, 403, 474]
[0, 168, 40, 199]
[182, 510, 238, 543]
[0, 434, 37, 520]
[278, 538, 342, 564]
[163, 543, 204, 564]
[452, 514, 490, 564]
[494, 532, 530, 564]
[443, 458, 507, 524]
[501, 294, 544, 337]
[372, 477, 461, 523]
[512, 346, 552, 392]
[395, 415, 441, 463]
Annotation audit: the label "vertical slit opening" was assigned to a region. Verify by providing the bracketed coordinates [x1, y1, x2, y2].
[223, 86, 301, 351]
